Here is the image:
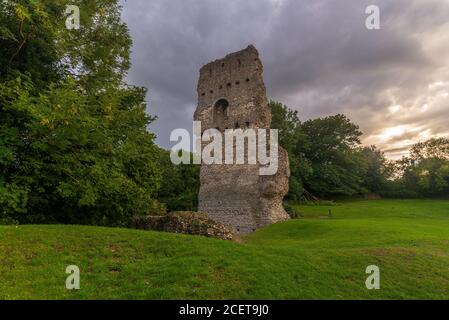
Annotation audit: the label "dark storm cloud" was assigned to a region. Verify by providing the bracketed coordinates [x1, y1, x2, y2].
[120, 0, 449, 158]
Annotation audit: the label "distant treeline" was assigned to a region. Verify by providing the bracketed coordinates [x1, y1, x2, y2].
[155, 102, 449, 217]
[1, 1, 447, 226]
[269, 101, 449, 201]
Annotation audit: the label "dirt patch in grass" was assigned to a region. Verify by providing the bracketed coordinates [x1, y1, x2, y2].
[432, 249, 449, 257]
[365, 247, 417, 259]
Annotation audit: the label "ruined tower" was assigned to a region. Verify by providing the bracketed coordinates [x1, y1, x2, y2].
[194, 45, 290, 233]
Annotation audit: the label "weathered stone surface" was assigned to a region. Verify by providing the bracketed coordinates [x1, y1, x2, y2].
[194, 45, 290, 234]
[133, 212, 234, 240]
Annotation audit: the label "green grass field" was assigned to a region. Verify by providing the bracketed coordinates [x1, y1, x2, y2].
[1, 199, 449, 299]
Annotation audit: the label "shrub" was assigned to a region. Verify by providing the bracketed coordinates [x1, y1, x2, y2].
[284, 203, 302, 219]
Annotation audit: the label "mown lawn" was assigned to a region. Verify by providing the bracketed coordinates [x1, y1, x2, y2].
[1, 199, 449, 299]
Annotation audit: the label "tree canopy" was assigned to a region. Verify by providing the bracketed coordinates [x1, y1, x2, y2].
[0, 0, 161, 225]
[269, 100, 448, 200]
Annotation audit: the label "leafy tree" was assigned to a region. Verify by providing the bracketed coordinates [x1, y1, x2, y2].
[300, 114, 367, 197]
[270, 100, 302, 152]
[156, 149, 200, 212]
[269, 101, 311, 200]
[360, 145, 392, 194]
[409, 138, 449, 161]
[273, 101, 449, 200]
[270, 102, 371, 199]
[0, 0, 161, 225]
[397, 138, 449, 197]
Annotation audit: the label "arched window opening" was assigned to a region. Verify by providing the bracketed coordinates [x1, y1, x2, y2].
[213, 99, 229, 129]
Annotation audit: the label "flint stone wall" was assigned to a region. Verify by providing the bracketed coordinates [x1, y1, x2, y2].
[133, 212, 234, 240]
[194, 45, 290, 234]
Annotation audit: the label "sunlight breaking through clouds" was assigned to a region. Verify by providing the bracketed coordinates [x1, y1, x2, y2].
[121, 0, 449, 159]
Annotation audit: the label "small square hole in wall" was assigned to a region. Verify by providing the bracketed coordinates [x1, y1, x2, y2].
[227, 83, 232, 87]
[235, 81, 240, 85]
[210, 90, 214, 94]
[201, 93, 205, 96]
[246, 78, 250, 82]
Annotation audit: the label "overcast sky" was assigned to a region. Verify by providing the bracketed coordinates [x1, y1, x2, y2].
[121, 0, 449, 159]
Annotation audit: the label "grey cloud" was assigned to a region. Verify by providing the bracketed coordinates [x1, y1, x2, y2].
[120, 0, 449, 157]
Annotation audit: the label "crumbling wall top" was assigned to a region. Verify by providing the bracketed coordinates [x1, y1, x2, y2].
[196, 45, 266, 109]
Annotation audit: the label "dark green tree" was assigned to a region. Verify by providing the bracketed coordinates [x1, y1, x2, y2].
[270, 101, 373, 199]
[397, 138, 449, 197]
[0, 0, 161, 225]
[156, 149, 200, 212]
[269, 101, 311, 200]
[299, 114, 368, 197]
[360, 145, 392, 194]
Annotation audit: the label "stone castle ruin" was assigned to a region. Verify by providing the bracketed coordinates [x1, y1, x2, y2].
[194, 45, 290, 233]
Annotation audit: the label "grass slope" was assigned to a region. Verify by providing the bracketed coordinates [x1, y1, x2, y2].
[1, 199, 449, 299]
